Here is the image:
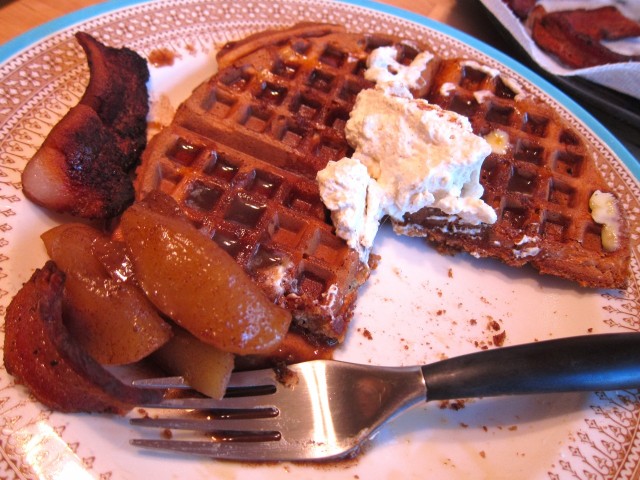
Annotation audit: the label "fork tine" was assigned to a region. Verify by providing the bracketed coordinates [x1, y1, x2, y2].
[140, 395, 278, 410]
[132, 376, 189, 389]
[130, 439, 322, 462]
[133, 368, 279, 397]
[130, 415, 279, 432]
[225, 368, 278, 388]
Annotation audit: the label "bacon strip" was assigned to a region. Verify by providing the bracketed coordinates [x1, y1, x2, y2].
[21, 33, 149, 219]
[4, 261, 164, 414]
[530, 6, 640, 69]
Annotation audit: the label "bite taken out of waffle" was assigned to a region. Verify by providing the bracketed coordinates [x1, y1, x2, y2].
[136, 23, 630, 353]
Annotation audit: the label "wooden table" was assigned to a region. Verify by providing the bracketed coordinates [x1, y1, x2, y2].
[0, 0, 637, 158]
[0, 0, 507, 45]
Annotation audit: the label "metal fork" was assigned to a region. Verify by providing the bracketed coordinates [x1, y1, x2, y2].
[130, 332, 640, 462]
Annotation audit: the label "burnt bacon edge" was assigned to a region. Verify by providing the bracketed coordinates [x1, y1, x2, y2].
[3, 261, 164, 414]
[20, 32, 149, 219]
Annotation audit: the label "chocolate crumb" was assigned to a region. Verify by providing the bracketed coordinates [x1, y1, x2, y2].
[274, 362, 300, 388]
[493, 330, 507, 347]
[440, 399, 467, 410]
[362, 328, 373, 340]
[148, 47, 181, 67]
[161, 428, 173, 439]
[479, 450, 486, 458]
[448, 268, 453, 278]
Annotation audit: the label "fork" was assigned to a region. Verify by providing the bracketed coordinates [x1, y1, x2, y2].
[130, 332, 640, 462]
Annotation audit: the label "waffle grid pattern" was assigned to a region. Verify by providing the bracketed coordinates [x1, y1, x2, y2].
[136, 29, 422, 339]
[406, 59, 629, 287]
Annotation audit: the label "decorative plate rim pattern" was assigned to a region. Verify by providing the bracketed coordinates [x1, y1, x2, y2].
[0, 1, 639, 479]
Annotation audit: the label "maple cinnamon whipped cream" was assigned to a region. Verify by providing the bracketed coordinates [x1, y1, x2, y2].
[317, 47, 496, 261]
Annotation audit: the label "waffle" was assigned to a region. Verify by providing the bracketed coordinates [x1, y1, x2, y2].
[396, 58, 630, 289]
[137, 23, 629, 352]
[135, 24, 423, 343]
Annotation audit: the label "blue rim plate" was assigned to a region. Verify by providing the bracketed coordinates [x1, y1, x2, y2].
[1, 1, 639, 479]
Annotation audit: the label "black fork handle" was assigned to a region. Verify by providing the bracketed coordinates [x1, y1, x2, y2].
[421, 333, 640, 401]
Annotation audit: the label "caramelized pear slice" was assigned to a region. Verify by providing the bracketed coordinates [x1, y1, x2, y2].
[120, 192, 292, 355]
[42, 223, 172, 365]
[153, 327, 234, 399]
[3, 261, 164, 413]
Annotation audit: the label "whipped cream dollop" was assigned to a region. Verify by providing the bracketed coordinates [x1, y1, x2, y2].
[317, 46, 496, 261]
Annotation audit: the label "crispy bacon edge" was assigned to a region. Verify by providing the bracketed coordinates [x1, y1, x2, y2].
[3, 261, 164, 414]
[21, 32, 149, 219]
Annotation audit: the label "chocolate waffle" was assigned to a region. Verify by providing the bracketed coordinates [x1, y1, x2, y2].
[136, 24, 423, 343]
[397, 58, 630, 289]
[137, 23, 629, 353]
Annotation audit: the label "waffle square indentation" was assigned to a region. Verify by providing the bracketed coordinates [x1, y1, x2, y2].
[202, 88, 236, 118]
[286, 187, 325, 219]
[514, 140, 544, 165]
[461, 65, 488, 91]
[185, 180, 223, 212]
[168, 138, 205, 166]
[542, 212, 570, 241]
[449, 94, 479, 118]
[212, 230, 243, 259]
[297, 266, 330, 300]
[305, 228, 347, 264]
[290, 93, 322, 120]
[218, 66, 252, 92]
[364, 35, 394, 52]
[314, 136, 346, 162]
[258, 82, 288, 106]
[486, 104, 515, 126]
[508, 168, 536, 195]
[553, 151, 583, 177]
[326, 107, 350, 130]
[272, 212, 305, 246]
[271, 59, 299, 79]
[581, 224, 604, 253]
[352, 58, 368, 77]
[274, 121, 307, 148]
[291, 38, 311, 55]
[319, 45, 347, 68]
[307, 69, 335, 93]
[494, 77, 517, 100]
[522, 113, 549, 137]
[502, 203, 528, 229]
[559, 129, 581, 146]
[339, 78, 366, 102]
[245, 169, 283, 199]
[203, 153, 239, 182]
[157, 163, 183, 193]
[548, 179, 576, 207]
[396, 43, 420, 65]
[251, 245, 288, 270]
[239, 105, 271, 132]
[224, 194, 267, 228]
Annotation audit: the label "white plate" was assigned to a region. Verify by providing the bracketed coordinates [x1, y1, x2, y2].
[1, 0, 639, 478]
